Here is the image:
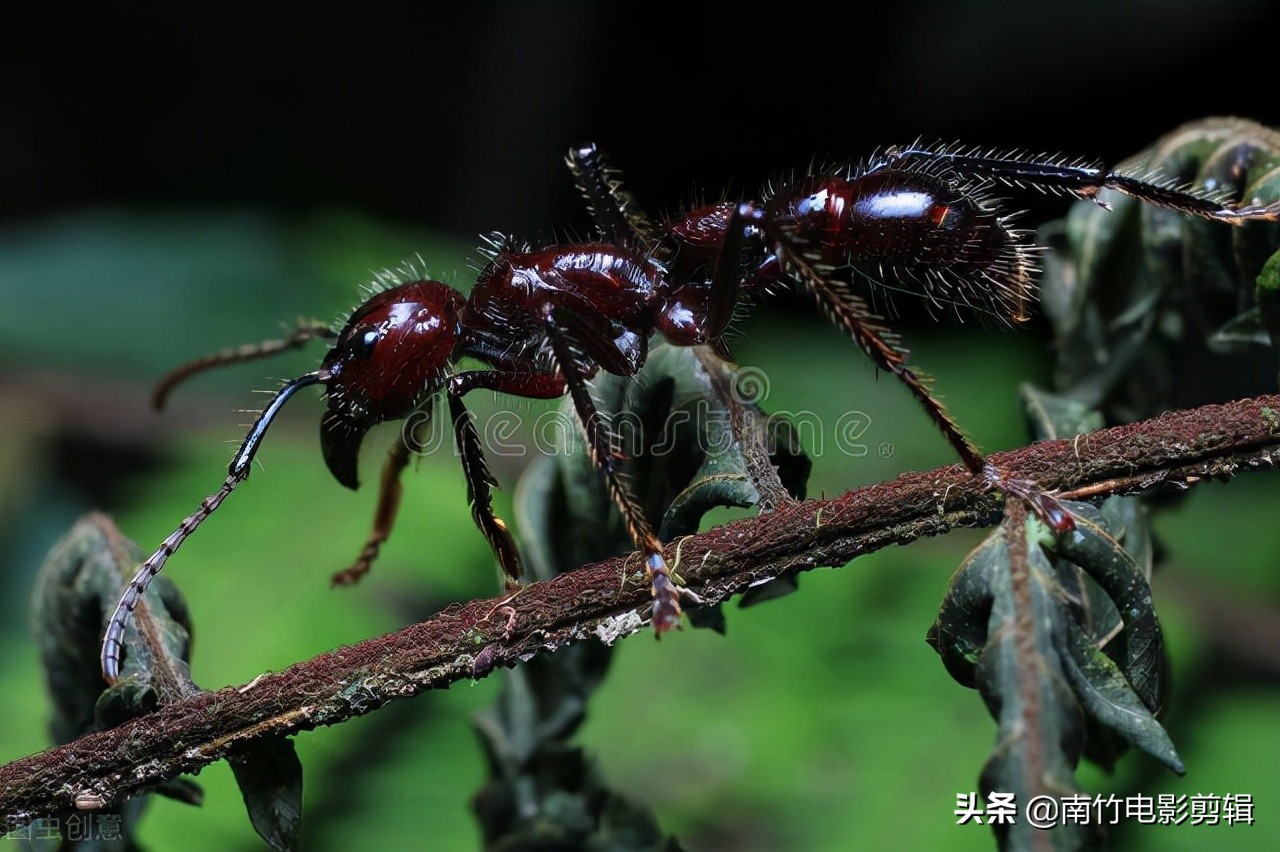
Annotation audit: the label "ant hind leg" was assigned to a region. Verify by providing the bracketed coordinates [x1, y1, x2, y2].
[775, 242, 1075, 533]
[883, 146, 1280, 223]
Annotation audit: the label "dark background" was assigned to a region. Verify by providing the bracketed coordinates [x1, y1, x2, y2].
[5, 1, 1279, 242]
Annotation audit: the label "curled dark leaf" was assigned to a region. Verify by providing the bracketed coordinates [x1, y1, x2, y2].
[30, 514, 306, 850]
[1051, 502, 1165, 714]
[1057, 618, 1183, 775]
[738, 573, 799, 609]
[684, 602, 727, 634]
[228, 737, 304, 852]
[152, 778, 205, 808]
[930, 492, 1183, 848]
[926, 535, 1002, 689]
[30, 514, 193, 742]
[1038, 117, 1280, 420]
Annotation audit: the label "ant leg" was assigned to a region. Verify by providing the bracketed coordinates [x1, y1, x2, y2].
[552, 305, 649, 376]
[775, 242, 1074, 532]
[331, 400, 433, 587]
[706, 204, 750, 342]
[447, 369, 567, 586]
[542, 310, 683, 632]
[566, 143, 660, 247]
[152, 320, 336, 410]
[446, 392, 521, 586]
[337, 366, 565, 589]
[883, 147, 1280, 223]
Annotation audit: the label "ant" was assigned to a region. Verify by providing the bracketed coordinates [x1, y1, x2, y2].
[101, 139, 1279, 682]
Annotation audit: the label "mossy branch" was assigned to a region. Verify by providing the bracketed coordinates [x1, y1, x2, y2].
[2, 394, 1278, 830]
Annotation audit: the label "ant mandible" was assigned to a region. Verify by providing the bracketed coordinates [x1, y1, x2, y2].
[101, 139, 1279, 681]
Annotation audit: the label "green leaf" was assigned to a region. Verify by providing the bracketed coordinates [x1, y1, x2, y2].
[1259, 249, 1280, 292]
[1058, 619, 1183, 775]
[30, 514, 194, 741]
[1020, 385, 1104, 440]
[929, 497, 1179, 847]
[228, 737, 305, 852]
[1037, 118, 1280, 421]
[28, 514, 200, 850]
[1209, 306, 1271, 350]
[936, 120, 1280, 849]
[516, 344, 809, 597]
[1257, 251, 1280, 381]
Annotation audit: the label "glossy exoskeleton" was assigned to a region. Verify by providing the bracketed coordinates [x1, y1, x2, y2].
[101, 138, 1280, 681]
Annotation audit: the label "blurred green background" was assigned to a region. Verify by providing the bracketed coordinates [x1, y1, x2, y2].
[2, 4, 1278, 850]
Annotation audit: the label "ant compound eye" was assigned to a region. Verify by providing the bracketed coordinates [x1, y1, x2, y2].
[357, 329, 380, 359]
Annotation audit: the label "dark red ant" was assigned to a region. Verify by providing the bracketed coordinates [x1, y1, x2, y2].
[101, 140, 1279, 681]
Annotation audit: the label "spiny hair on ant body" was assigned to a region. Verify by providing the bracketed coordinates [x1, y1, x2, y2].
[102, 132, 1280, 682]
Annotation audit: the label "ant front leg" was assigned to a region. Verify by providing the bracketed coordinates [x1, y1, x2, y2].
[152, 319, 336, 410]
[706, 204, 751, 343]
[335, 365, 567, 588]
[448, 368, 568, 587]
[541, 309, 683, 633]
[770, 238, 1074, 532]
[331, 400, 432, 587]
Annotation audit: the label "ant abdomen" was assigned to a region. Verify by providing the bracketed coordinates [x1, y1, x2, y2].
[775, 171, 1003, 263]
[770, 170, 1033, 320]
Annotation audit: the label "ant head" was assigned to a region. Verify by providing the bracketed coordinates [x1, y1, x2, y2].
[320, 280, 466, 489]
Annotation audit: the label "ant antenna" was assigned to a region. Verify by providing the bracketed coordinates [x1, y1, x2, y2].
[101, 371, 326, 682]
[151, 321, 335, 411]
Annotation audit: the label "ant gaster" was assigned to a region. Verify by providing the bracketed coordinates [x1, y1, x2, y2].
[102, 140, 1279, 681]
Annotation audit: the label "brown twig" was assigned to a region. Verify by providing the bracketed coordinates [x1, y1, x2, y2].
[2, 394, 1277, 829]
